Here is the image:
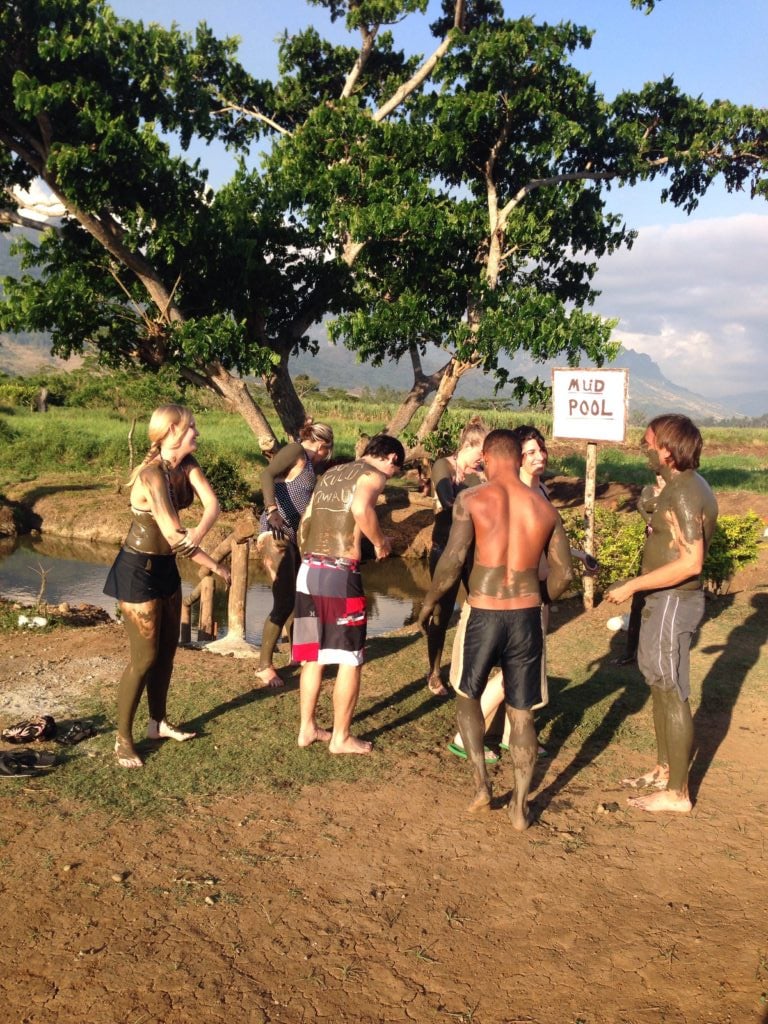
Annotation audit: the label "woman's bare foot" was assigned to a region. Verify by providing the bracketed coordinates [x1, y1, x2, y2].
[115, 736, 143, 769]
[328, 735, 373, 755]
[297, 726, 332, 748]
[621, 765, 669, 789]
[427, 674, 449, 697]
[256, 667, 285, 689]
[627, 789, 692, 813]
[467, 784, 492, 815]
[147, 719, 196, 742]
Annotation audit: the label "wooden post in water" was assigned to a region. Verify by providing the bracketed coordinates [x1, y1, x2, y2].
[197, 576, 215, 641]
[583, 441, 598, 609]
[180, 604, 192, 645]
[226, 538, 249, 640]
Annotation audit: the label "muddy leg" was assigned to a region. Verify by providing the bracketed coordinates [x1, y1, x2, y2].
[629, 687, 693, 813]
[505, 706, 536, 831]
[456, 695, 491, 813]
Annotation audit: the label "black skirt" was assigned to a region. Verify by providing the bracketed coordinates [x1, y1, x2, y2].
[103, 549, 181, 603]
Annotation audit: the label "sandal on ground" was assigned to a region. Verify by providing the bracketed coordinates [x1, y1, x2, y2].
[1, 715, 57, 744]
[427, 676, 450, 697]
[114, 736, 143, 769]
[447, 741, 499, 765]
[56, 721, 96, 746]
[147, 719, 196, 742]
[0, 749, 57, 777]
[500, 742, 550, 759]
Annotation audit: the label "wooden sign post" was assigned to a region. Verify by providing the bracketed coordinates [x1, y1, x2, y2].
[551, 368, 629, 609]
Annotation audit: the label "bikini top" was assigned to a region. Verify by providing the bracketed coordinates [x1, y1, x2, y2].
[259, 451, 316, 543]
[124, 457, 197, 556]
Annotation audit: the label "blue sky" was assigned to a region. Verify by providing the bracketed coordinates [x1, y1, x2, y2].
[105, 0, 768, 399]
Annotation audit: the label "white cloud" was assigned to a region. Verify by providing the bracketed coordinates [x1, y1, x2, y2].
[12, 181, 66, 222]
[592, 213, 768, 397]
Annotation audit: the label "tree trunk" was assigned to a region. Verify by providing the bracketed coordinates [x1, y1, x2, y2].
[205, 362, 277, 442]
[416, 357, 476, 441]
[264, 356, 307, 439]
[384, 346, 453, 437]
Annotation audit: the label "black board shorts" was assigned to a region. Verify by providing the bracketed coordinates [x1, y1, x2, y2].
[103, 549, 181, 603]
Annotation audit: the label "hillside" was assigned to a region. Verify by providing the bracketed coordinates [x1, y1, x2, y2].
[2, 229, 763, 420]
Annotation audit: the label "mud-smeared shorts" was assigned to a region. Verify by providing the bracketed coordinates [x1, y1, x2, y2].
[638, 588, 705, 701]
[292, 554, 366, 666]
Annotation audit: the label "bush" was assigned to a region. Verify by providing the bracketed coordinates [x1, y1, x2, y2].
[197, 456, 252, 512]
[702, 512, 762, 594]
[561, 507, 762, 595]
[561, 507, 646, 593]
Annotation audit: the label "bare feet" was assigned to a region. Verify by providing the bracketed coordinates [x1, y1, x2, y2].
[328, 735, 373, 755]
[508, 801, 533, 831]
[297, 726, 332, 748]
[622, 765, 669, 790]
[627, 789, 692, 813]
[115, 736, 143, 769]
[256, 666, 285, 689]
[427, 674, 449, 697]
[147, 719, 196, 742]
[467, 785, 492, 815]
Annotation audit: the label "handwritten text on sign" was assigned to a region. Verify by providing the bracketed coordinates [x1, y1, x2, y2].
[551, 368, 628, 443]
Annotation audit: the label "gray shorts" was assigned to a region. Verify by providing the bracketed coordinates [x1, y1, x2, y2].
[637, 589, 705, 701]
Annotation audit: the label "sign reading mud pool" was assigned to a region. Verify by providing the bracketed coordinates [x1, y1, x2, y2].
[551, 368, 628, 443]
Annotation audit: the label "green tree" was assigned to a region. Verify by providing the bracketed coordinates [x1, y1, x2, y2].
[1, 0, 766, 448]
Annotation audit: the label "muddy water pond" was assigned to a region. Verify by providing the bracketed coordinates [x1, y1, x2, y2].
[0, 535, 435, 641]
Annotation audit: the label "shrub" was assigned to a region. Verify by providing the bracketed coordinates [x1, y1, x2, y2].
[197, 456, 252, 512]
[560, 507, 762, 595]
[702, 512, 762, 594]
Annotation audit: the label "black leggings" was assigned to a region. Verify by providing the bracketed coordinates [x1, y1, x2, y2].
[259, 536, 301, 670]
[117, 590, 182, 739]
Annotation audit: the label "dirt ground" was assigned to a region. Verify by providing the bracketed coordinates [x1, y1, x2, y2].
[0, 483, 767, 1024]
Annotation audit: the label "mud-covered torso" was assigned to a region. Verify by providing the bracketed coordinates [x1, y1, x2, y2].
[303, 460, 383, 559]
[468, 564, 542, 602]
[641, 470, 718, 590]
[124, 457, 197, 556]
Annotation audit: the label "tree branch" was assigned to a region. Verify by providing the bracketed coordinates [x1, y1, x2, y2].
[212, 98, 291, 136]
[373, 0, 465, 122]
[341, 23, 379, 99]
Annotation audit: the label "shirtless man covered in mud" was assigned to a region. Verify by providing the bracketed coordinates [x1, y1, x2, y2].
[605, 414, 718, 813]
[293, 434, 405, 755]
[417, 429, 572, 828]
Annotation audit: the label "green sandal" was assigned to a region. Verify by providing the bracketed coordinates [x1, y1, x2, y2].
[447, 741, 499, 765]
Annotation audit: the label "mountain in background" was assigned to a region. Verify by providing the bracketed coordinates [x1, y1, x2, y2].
[291, 331, 753, 421]
[1, 229, 764, 419]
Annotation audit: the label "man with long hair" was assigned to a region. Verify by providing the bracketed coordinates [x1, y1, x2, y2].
[605, 414, 718, 813]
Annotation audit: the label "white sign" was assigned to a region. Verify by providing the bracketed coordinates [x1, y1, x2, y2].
[551, 368, 628, 443]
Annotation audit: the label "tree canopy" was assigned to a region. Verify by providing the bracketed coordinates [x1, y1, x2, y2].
[1, 0, 766, 445]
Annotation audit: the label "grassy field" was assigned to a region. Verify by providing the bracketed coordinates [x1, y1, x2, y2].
[2, 402, 767, 495]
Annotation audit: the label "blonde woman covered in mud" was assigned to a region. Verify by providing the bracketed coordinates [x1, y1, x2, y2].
[255, 419, 334, 689]
[104, 405, 230, 769]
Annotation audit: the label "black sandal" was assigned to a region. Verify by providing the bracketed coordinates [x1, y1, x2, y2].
[56, 721, 96, 746]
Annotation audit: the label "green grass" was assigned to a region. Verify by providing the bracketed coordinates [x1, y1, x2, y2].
[3, 405, 768, 495]
[3, 580, 767, 821]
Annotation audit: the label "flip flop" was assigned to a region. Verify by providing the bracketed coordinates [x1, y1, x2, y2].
[56, 721, 96, 746]
[500, 742, 550, 759]
[1, 715, 57, 744]
[447, 741, 499, 765]
[0, 749, 56, 777]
